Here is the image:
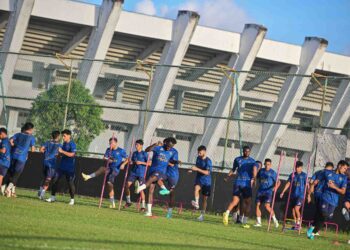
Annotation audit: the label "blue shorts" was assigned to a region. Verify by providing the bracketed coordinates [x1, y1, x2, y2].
[195, 180, 211, 197]
[233, 185, 252, 199]
[291, 197, 303, 207]
[344, 195, 350, 203]
[148, 171, 166, 183]
[166, 176, 179, 190]
[106, 168, 119, 184]
[55, 169, 75, 182]
[0, 165, 8, 177]
[43, 165, 56, 179]
[320, 201, 336, 219]
[256, 191, 272, 204]
[9, 159, 26, 175]
[127, 172, 145, 185]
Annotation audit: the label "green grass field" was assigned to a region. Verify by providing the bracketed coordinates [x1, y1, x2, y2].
[0, 189, 349, 250]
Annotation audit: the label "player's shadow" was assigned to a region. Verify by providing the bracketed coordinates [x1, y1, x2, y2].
[0, 234, 275, 250]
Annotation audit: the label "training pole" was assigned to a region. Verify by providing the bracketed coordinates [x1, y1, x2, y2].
[267, 150, 285, 232]
[298, 157, 311, 235]
[98, 133, 115, 208]
[282, 153, 298, 232]
[118, 137, 135, 211]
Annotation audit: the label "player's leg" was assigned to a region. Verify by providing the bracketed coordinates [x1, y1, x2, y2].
[294, 205, 301, 228]
[6, 160, 25, 197]
[191, 184, 201, 209]
[137, 174, 158, 193]
[165, 177, 178, 218]
[0, 165, 8, 191]
[139, 176, 146, 211]
[264, 201, 279, 227]
[107, 181, 115, 208]
[198, 185, 211, 221]
[166, 189, 176, 219]
[106, 170, 117, 208]
[82, 166, 106, 181]
[241, 187, 253, 227]
[46, 170, 61, 202]
[223, 193, 240, 226]
[39, 167, 53, 200]
[342, 201, 350, 221]
[242, 197, 252, 227]
[232, 204, 240, 223]
[38, 165, 46, 199]
[145, 183, 155, 216]
[158, 177, 171, 196]
[124, 173, 135, 207]
[65, 173, 76, 205]
[238, 199, 245, 224]
[254, 199, 262, 227]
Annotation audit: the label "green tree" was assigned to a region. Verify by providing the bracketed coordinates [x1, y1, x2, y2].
[29, 80, 105, 152]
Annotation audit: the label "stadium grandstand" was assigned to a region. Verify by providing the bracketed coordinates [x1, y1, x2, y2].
[0, 0, 349, 176]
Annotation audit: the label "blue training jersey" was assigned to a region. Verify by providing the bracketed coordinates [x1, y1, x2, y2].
[234, 162, 258, 187]
[257, 168, 277, 194]
[311, 169, 325, 199]
[195, 156, 212, 186]
[42, 140, 62, 168]
[105, 147, 127, 172]
[131, 150, 148, 177]
[59, 140, 76, 172]
[0, 138, 11, 168]
[288, 171, 307, 199]
[319, 170, 347, 207]
[167, 163, 179, 180]
[149, 146, 178, 175]
[11, 132, 36, 162]
[232, 156, 256, 173]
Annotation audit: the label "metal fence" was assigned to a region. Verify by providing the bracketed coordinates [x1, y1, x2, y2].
[0, 52, 349, 178]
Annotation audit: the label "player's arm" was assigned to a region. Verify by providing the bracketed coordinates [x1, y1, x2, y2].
[40, 146, 46, 153]
[280, 181, 290, 198]
[136, 161, 147, 165]
[120, 158, 129, 170]
[145, 141, 162, 152]
[191, 166, 210, 175]
[275, 180, 281, 189]
[251, 165, 258, 187]
[328, 181, 346, 195]
[225, 159, 238, 181]
[0, 145, 6, 154]
[58, 147, 75, 157]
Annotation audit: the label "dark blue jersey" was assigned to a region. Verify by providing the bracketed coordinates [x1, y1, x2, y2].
[319, 170, 347, 207]
[232, 156, 256, 173]
[42, 140, 62, 168]
[195, 156, 212, 186]
[131, 150, 148, 177]
[149, 146, 178, 175]
[105, 147, 127, 172]
[11, 132, 35, 162]
[167, 163, 179, 179]
[288, 172, 307, 199]
[311, 170, 325, 199]
[235, 162, 258, 187]
[59, 140, 76, 173]
[0, 138, 11, 168]
[257, 168, 277, 194]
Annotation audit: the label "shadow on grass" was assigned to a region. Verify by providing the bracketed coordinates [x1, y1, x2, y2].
[0, 234, 253, 250]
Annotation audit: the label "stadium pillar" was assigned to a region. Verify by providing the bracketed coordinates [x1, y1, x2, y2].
[251, 37, 328, 160]
[0, 0, 35, 94]
[76, 0, 124, 92]
[189, 24, 267, 159]
[127, 10, 199, 147]
[322, 79, 350, 134]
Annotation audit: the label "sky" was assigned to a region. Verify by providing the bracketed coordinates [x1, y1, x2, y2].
[78, 0, 350, 56]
